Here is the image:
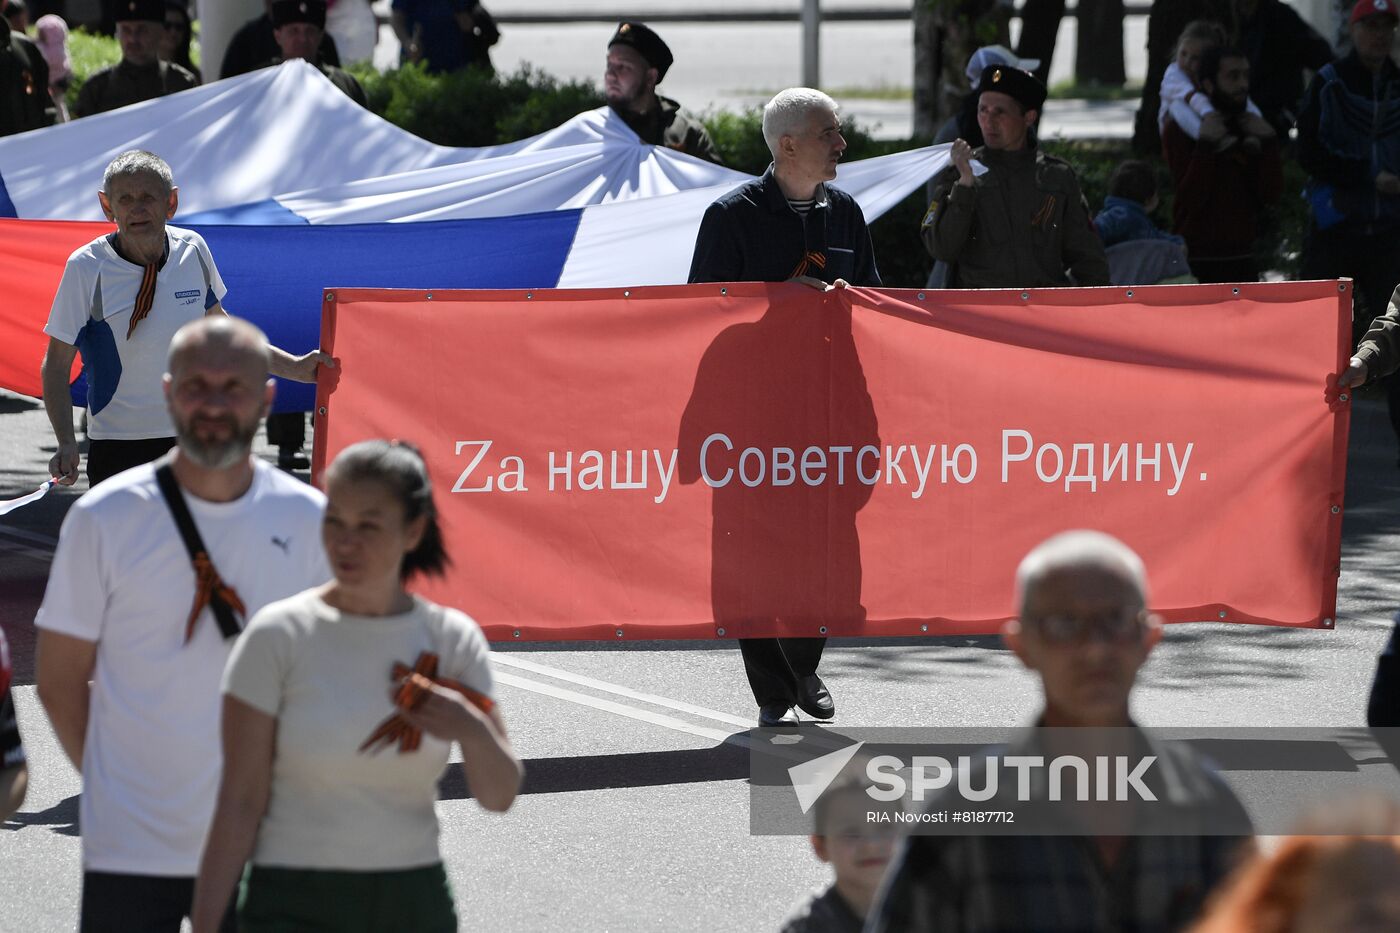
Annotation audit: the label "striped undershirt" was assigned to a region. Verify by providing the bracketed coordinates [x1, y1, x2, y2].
[787, 197, 816, 216]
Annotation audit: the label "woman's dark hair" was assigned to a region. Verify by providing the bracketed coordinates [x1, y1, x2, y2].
[327, 439, 450, 581]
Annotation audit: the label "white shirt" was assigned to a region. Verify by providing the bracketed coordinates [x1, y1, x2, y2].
[35, 459, 329, 875]
[44, 226, 227, 440]
[224, 591, 495, 870]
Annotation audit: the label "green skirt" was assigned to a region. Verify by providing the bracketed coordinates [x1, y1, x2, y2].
[238, 862, 458, 932]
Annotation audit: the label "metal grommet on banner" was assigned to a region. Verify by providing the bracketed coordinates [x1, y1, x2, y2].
[917, 292, 926, 301]
[720, 287, 727, 296]
[325, 292, 335, 302]
[623, 290, 631, 298]
[525, 292, 533, 299]
[1339, 283, 1348, 292]
[716, 627, 726, 637]
[819, 626, 828, 635]
[1323, 618, 1334, 627]
[317, 406, 327, 416]
[513, 630, 521, 639]
[615, 629, 624, 638]
[920, 624, 928, 633]
[426, 292, 434, 300]
[1331, 505, 1341, 514]
[1218, 611, 1227, 619]
[1126, 290, 1134, 298]
[1020, 292, 1030, 301]
[1232, 288, 1239, 295]
[1340, 393, 1350, 402]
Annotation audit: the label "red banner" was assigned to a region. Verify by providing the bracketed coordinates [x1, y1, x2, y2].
[315, 281, 1351, 641]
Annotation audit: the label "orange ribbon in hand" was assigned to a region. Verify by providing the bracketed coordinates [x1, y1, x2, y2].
[359, 651, 495, 755]
[184, 552, 246, 644]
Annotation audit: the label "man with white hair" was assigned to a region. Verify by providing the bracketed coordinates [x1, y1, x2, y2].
[687, 88, 879, 728]
[36, 316, 330, 933]
[40, 149, 330, 488]
[868, 530, 1253, 931]
[688, 87, 879, 289]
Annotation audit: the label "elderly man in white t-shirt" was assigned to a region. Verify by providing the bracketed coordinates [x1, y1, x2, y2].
[39, 149, 330, 489]
[35, 316, 331, 933]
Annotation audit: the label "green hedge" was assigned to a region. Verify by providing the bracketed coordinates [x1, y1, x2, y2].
[64, 38, 1304, 286]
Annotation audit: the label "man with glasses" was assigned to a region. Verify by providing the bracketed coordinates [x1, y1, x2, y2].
[868, 530, 1253, 931]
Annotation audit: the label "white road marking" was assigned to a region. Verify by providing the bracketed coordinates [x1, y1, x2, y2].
[495, 670, 753, 748]
[493, 654, 754, 728]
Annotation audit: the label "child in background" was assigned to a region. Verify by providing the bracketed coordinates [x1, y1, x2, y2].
[779, 768, 899, 933]
[1094, 160, 1184, 247]
[1158, 19, 1263, 143]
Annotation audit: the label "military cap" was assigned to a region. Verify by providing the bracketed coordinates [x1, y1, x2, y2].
[975, 64, 1047, 113]
[608, 21, 673, 82]
[114, 0, 164, 23]
[271, 0, 327, 29]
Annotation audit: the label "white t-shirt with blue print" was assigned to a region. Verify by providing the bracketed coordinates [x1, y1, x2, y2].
[44, 225, 227, 440]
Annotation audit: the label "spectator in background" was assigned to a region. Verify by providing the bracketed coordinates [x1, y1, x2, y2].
[33, 13, 70, 122]
[933, 45, 1040, 147]
[0, 6, 54, 136]
[267, 0, 365, 107]
[1163, 46, 1282, 283]
[1191, 799, 1400, 933]
[1234, 0, 1333, 138]
[779, 765, 899, 933]
[73, 0, 197, 118]
[1134, 0, 1230, 154]
[222, 0, 339, 80]
[604, 21, 723, 164]
[1299, 0, 1400, 433]
[391, 0, 485, 74]
[159, 1, 199, 83]
[4, 0, 26, 32]
[1159, 19, 1264, 144]
[0, 627, 27, 822]
[867, 531, 1254, 932]
[1095, 161, 1194, 285]
[923, 65, 1108, 289]
[324, 0, 378, 67]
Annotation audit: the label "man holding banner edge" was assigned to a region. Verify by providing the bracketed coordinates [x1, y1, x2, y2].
[688, 88, 880, 727]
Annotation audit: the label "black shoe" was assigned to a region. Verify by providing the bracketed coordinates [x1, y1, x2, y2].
[795, 674, 835, 720]
[278, 449, 311, 472]
[758, 703, 799, 727]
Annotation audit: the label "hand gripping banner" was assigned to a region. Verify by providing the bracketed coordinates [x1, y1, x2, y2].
[315, 281, 1351, 641]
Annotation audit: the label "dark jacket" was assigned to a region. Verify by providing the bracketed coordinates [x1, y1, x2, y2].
[0, 29, 54, 137]
[614, 96, 725, 165]
[221, 13, 340, 79]
[1297, 51, 1400, 236]
[923, 145, 1109, 289]
[1162, 119, 1283, 263]
[1237, 0, 1333, 135]
[1355, 285, 1400, 380]
[1093, 196, 1183, 248]
[688, 165, 880, 286]
[72, 60, 198, 118]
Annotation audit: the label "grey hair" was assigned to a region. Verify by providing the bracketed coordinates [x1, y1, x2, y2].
[761, 87, 839, 156]
[1014, 530, 1149, 618]
[103, 150, 174, 196]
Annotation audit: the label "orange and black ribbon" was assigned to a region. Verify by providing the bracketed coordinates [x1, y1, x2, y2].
[359, 651, 495, 755]
[790, 250, 826, 279]
[1030, 194, 1057, 231]
[126, 262, 159, 339]
[184, 552, 246, 644]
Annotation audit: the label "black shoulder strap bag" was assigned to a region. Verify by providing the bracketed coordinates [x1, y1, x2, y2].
[154, 463, 247, 644]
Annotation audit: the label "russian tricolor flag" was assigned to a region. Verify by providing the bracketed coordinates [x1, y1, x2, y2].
[0, 61, 951, 411]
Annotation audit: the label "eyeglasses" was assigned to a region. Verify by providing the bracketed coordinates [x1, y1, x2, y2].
[1027, 609, 1145, 645]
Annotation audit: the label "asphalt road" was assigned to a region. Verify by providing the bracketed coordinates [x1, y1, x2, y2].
[2, 377, 1400, 931]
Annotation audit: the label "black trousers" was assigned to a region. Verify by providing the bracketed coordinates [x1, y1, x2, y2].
[86, 437, 175, 488]
[80, 871, 235, 933]
[739, 637, 826, 707]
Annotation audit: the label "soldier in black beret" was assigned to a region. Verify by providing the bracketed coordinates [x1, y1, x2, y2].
[73, 0, 197, 118]
[922, 65, 1108, 288]
[604, 21, 724, 165]
[267, 0, 366, 108]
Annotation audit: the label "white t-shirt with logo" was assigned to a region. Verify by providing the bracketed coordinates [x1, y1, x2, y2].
[223, 591, 495, 871]
[35, 459, 329, 875]
[44, 225, 228, 440]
